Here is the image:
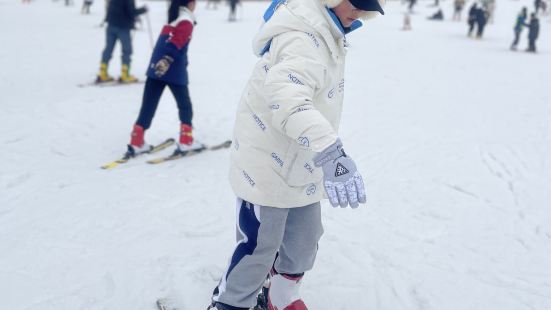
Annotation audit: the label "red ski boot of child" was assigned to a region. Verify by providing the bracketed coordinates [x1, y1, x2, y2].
[267, 270, 308, 310]
[177, 123, 204, 152]
[128, 124, 152, 155]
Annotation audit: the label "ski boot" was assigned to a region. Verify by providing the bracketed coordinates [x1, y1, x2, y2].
[267, 269, 308, 310]
[119, 64, 138, 83]
[96, 63, 114, 83]
[253, 276, 270, 310]
[175, 123, 205, 154]
[206, 278, 274, 310]
[126, 124, 152, 157]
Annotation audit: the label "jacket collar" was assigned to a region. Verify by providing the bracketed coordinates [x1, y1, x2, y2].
[326, 7, 363, 35]
[170, 6, 196, 26]
[255, 0, 361, 60]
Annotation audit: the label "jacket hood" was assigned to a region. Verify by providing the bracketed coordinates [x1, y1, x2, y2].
[252, 0, 385, 58]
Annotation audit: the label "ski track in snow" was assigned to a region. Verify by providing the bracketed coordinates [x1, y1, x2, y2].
[1, 0, 551, 309]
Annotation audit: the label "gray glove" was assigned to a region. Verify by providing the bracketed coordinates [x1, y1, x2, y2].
[313, 139, 366, 208]
[154, 55, 174, 77]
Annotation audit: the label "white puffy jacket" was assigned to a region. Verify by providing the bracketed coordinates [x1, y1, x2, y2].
[229, 0, 358, 208]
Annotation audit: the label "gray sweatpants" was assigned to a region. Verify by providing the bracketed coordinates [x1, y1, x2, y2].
[215, 198, 324, 308]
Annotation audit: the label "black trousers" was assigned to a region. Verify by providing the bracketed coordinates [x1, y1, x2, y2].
[468, 21, 476, 35]
[476, 22, 486, 37]
[528, 38, 537, 51]
[136, 78, 193, 130]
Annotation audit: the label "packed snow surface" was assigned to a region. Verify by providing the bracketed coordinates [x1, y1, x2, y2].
[1, 0, 550, 309]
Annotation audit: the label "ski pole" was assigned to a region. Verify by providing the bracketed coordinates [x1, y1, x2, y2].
[145, 11, 154, 50]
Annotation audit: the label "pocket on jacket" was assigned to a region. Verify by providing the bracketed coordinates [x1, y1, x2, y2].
[282, 144, 322, 187]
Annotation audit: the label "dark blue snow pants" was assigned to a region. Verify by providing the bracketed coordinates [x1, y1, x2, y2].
[135, 78, 193, 130]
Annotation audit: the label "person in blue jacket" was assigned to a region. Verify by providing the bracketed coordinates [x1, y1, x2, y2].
[127, 0, 202, 156]
[511, 7, 527, 50]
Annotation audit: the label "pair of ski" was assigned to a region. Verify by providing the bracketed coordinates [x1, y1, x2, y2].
[156, 286, 268, 310]
[100, 138, 232, 170]
[156, 294, 267, 310]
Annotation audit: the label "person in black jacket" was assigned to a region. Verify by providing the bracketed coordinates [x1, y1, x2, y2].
[526, 13, 540, 52]
[97, 0, 148, 83]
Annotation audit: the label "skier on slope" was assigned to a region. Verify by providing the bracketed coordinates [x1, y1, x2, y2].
[207, 0, 384, 309]
[475, 5, 488, 38]
[96, 0, 148, 83]
[228, 0, 240, 21]
[453, 0, 465, 21]
[467, 2, 478, 37]
[81, 0, 93, 14]
[510, 7, 528, 51]
[407, 0, 416, 13]
[126, 0, 203, 157]
[525, 12, 540, 53]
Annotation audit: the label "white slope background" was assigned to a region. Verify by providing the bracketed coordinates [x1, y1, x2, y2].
[1, 0, 550, 309]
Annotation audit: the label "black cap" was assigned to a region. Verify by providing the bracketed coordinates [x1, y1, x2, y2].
[349, 0, 384, 15]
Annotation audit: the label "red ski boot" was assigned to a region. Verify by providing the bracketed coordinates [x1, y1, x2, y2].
[267, 269, 308, 310]
[176, 123, 204, 153]
[128, 124, 152, 156]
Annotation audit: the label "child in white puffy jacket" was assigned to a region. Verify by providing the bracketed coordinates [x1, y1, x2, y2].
[210, 0, 384, 309]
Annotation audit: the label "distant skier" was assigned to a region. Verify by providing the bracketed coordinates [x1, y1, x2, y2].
[453, 0, 465, 21]
[206, 0, 384, 309]
[206, 0, 220, 9]
[482, 0, 495, 23]
[408, 0, 416, 13]
[81, 0, 93, 14]
[467, 2, 478, 37]
[126, 0, 202, 157]
[428, 8, 444, 20]
[96, 0, 148, 83]
[228, 0, 239, 21]
[525, 12, 540, 52]
[403, 13, 412, 30]
[535, 0, 542, 14]
[510, 7, 528, 51]
[475, 6, 488, 38]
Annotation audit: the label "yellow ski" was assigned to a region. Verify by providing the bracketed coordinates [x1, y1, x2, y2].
[100, 138, 175, 170]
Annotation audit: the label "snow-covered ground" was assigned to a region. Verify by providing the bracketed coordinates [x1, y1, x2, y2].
[1, 0, 550, 309]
